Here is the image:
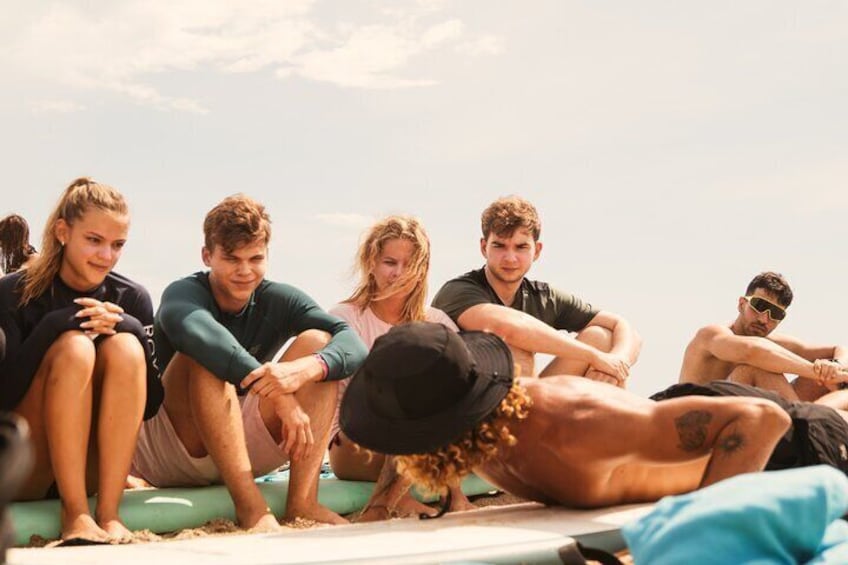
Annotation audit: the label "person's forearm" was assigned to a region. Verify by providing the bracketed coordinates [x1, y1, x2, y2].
[700, 401, 789, 488]
[498, 313, 598, 365]
[746, 341, 818, 379]
[295, 354, 326, 384]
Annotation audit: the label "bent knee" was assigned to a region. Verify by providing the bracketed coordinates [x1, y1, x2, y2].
[98, 332, 145, 361]
[728, 364, 782, 383]
[297, 329, 332, 350]
[44, 330, 97, 366]
[576, 325, 613, 352]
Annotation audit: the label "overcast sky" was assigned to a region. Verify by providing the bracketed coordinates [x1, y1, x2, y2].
[2, 1, 846, 396]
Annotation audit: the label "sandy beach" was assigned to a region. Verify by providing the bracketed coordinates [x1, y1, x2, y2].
[23, 489, 528, 548]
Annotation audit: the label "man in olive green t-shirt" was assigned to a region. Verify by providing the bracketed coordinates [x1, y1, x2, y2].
[432, 196, 641, 386]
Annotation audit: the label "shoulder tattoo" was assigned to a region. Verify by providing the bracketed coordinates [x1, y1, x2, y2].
[675, 410, 712, 452]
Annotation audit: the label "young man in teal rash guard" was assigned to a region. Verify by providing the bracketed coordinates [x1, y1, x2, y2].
[131, 195, 367, 531]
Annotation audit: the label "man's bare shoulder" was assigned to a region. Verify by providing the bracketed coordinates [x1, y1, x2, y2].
[518, 376, 647, 411]
[518, 375, 595, 398]
[692, 323, 733, 341]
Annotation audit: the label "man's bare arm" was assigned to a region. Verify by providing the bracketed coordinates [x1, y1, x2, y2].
[770, 333, 847, 364]
[457, 303, 628, 378]
[585, 310, 642, 366]
[640, 395, 791, 487]
[699, 325, 821, 380]
[547, 379, 791, 486]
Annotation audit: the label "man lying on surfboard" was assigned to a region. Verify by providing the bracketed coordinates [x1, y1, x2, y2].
[340, 322, 848, 509]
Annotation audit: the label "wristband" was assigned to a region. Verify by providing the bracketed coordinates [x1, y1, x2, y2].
[827, 359, 848, 390]
[313, 353, 329, 381]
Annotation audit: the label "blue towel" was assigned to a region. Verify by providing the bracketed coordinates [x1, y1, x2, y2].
[622, 466, 848, 564]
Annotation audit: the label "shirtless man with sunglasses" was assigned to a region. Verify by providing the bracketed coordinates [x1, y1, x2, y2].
[679, 271, 848, 406]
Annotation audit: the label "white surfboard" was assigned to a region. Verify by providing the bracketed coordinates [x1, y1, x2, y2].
[8, 502, 652, 564]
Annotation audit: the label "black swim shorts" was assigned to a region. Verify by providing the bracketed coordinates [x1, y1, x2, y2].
[651, 381, 848, 474]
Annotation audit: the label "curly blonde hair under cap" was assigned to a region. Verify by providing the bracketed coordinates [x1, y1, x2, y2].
[344, 215, 431, 323]
[395, 383, 532, 495]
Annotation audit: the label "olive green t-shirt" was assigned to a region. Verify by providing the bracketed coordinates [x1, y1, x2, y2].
[432, 268, 598, 332]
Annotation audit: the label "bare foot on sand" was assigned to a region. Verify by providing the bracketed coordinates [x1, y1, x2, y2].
[356, 492, 437, 522]
[247, 514, 284, 533]
[99, 518, 134, 544]
[285, 503, 348, 525]
[447, 488, 477, 513]
[61, 513, 111, 544]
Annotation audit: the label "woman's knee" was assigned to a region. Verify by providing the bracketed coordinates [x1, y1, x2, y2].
[43, 331, 97, 375]
[95, 333, 147, 388]
[98, 332, 145, 363]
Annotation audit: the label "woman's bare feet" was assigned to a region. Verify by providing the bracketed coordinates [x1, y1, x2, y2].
[285, 502, 348, 525]
[61, 513, 111, 544]
[356, 491, 437, 522]
[247, 513, 284, 533]
[99, 518, 133, 543]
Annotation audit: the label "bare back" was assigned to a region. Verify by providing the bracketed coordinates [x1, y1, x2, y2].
[473, 376, 789, 508]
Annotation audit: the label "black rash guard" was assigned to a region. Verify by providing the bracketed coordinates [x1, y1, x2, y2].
[0, 270, 164, 419]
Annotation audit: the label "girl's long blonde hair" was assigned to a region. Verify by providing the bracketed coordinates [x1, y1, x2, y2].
[344, 215, 431, 323]
[21, 178, 128, 305]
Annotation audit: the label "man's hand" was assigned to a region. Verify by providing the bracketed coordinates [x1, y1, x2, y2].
[585, 368, 624, 387]
[274, 394, 313, 462]
[74, 297, 124, 338]
[590, 351, 630, 382]
[241, 358, 315, 398]
[813, 359, 848, 388]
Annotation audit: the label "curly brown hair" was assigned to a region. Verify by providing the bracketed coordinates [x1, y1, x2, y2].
[395, 383, 532, 495]
[481, 196, 541, 240]
[203, 194, 271, 253]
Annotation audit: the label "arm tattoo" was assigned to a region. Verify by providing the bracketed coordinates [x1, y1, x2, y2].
[717, 431, 745, 454]
[675, 410, 713, 452]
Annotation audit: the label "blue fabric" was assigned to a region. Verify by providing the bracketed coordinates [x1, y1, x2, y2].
[622, 466, 848, 565]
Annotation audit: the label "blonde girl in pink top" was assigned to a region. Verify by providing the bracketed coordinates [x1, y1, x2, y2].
[329, 215, 474, 521]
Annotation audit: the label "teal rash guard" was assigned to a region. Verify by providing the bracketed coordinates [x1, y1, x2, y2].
[154, 272, 367, 388]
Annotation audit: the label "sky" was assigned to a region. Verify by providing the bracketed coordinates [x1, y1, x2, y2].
[1, 1, 846, 397]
